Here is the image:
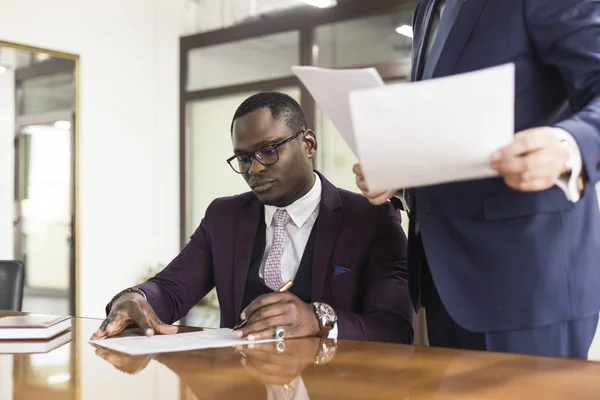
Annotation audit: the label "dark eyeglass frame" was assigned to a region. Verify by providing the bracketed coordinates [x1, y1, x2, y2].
[226, 130, 305, 174]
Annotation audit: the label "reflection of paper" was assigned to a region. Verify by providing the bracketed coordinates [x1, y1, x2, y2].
[292, 66, 384, 156]
[89, 328, 281, 356]
[348, 63, 515, 191]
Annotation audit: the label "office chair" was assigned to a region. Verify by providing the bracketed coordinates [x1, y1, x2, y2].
[0, 260, 25, 311]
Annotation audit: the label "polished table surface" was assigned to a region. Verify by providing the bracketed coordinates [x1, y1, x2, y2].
[2, 312, 600, 399]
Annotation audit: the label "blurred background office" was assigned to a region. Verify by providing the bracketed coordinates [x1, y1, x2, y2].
[0, 0, 420, 338]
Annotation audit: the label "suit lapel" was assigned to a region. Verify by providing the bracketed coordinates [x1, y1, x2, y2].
[311, 173, 343, 302]
[431, 0, 490, 78]
[233, 197, 261, 315]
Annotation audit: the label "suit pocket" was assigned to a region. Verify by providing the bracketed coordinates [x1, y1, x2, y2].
[333, 265, 351, 277]
[483, 188, 574, 220]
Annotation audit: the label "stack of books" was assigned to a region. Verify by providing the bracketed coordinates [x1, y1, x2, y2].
[0, 314, 72, 354]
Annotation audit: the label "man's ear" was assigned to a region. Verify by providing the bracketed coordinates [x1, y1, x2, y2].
[303, 130, 317, 158]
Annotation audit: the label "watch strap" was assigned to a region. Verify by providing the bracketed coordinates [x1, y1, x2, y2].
[315, 325, 333, 338]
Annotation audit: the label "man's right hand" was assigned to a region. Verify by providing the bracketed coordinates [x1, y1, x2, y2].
[352, 163, 398, 206]
[90, 292, 178, 340]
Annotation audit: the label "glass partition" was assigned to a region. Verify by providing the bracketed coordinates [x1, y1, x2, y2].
[314, 9, 414, 68]
[187, 31, 299, 91]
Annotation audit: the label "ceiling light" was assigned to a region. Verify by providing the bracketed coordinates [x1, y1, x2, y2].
[54, 120, 71, 130]
[396, 25, 413, 38]
[296, 0, 337, 8]
[0, 66, 6, 74]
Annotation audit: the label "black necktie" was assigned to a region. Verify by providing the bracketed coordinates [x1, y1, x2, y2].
[422, 0, 464, 80]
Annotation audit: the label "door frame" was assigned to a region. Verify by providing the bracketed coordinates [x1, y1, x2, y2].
[0, 40, 80, 318]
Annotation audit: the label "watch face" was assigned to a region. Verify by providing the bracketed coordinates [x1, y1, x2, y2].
[319, 303, 337, 324]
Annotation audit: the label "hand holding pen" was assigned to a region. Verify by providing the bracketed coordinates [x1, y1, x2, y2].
[233, 280, 321, 341]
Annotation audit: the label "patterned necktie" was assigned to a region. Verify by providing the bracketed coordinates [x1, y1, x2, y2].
[264, 209, 291, 291]
[422, 0, 464, 80]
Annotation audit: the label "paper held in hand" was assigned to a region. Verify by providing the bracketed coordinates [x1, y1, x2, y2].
[89, 328, 282, 356]
[291, 66, 384, 156]
[292, 64, 515, 191]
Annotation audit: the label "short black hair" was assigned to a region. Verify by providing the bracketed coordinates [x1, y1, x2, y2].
[230, 92, 307, 134]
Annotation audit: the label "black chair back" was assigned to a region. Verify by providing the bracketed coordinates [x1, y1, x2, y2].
[0, 260, 25, 311]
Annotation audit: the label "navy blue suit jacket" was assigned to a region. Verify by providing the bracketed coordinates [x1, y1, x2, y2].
[409, 0, 600, 332]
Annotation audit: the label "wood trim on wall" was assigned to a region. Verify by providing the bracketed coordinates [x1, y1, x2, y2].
[185, 77, 300, 102]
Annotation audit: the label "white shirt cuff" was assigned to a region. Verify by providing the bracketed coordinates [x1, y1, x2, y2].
[327, 322, 338, 339]
[553, 128, 583, 203]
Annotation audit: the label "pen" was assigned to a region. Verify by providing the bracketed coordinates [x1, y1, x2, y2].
[232, 280, 293, 331]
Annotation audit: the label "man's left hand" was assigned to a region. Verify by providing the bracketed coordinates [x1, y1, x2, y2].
[490, 127, 567, 192]
[234, 292, 319, 341]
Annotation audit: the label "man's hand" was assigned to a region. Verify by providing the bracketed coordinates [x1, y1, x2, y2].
[234, 292, 319, 341]
[490, 127, 568, 192]
[353, 163, 398, 205]
[90, 292, 178, 340]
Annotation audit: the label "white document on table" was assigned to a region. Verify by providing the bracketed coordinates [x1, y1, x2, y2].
[292, 66, 384, 156]
[89, 328, 281, 356]
[348, 63, 515, 191]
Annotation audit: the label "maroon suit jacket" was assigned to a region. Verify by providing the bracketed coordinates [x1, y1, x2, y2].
[137, 173, 413, 344]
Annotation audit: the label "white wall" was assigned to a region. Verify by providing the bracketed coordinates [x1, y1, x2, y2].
[0, 0, 183, 319]
[0, 0, 185, 398]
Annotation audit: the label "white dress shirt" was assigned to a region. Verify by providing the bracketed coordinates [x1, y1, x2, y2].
[419, 1, 584, 203]
[260, 173, 338, 339]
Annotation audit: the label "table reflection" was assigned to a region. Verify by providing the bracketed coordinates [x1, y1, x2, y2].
[2, 339, 76, 400]
[94, 337, 337, 400]
[4, 313, 600, 400]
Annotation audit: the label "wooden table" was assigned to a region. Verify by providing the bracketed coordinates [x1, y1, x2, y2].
[2, 312, 600, 399]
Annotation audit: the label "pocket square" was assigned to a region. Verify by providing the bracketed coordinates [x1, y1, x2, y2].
[333, 265, 350, 277]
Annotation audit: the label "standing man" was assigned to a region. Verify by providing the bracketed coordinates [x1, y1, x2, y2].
[354, 0, 600, 358]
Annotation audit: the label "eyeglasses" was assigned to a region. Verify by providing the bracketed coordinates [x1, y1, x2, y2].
[227, 130, 304, 174]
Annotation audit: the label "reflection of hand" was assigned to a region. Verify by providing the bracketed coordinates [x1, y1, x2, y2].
[92, 344, 154, 375]
[235, 339, 322, 386]
[353, 163, 398, 205]
[236, 292, 320, 341]
[91, 292, 178, 340]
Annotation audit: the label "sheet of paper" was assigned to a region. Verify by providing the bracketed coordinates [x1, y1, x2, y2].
[89, 328, 281, 356]
[292, 66, 384, 156]
[348, 63, 515, 191]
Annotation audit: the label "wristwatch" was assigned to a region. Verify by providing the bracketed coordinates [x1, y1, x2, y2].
[313, 302, 337, 338]
[314, 339, 338, 365]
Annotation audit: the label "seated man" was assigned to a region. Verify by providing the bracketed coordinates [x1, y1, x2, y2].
[92, 92, 412, 343]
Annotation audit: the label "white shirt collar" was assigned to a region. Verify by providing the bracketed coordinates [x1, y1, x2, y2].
[264, 173, 321, 229]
